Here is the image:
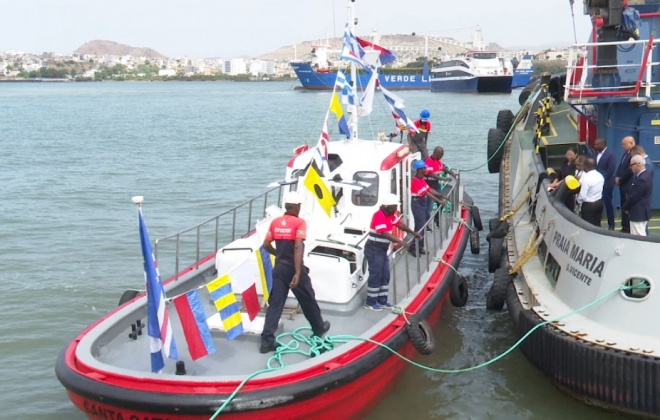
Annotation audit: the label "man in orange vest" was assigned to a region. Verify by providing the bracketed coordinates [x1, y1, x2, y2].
[363, 194, 420, 311]
[259, 191, 330, 353]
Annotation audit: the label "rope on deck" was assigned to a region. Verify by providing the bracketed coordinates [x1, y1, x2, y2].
[209, 283, 646, 418]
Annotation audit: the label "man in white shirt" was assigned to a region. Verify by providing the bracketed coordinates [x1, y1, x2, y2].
[577, 157, 605, 226]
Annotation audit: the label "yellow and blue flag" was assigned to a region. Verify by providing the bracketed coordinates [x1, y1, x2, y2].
[206, 274, 244, 340]
[256, 246, 274, 302]
[330, 92, 350, 138]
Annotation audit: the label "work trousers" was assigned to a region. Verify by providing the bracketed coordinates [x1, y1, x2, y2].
[580, 199, 604, 227]
[411, 196, 428, 251]
[364, 240, 391, 306]
[261, 264, 324, 343]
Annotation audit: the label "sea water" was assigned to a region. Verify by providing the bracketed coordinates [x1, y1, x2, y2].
[1, 81, 616, 419]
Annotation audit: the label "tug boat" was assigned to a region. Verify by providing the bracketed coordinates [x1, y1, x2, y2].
[55, 2, 478, 419]
[486, 0, 660, 416]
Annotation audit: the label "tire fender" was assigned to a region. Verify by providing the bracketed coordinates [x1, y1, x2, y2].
[470, 205, 483, 231]
[470, 228, 480, 255]
[118, 289, 141, 307]
[406, 314, 436, 355]
[486, 267, 511, 310]
[450, 275, 469, 307]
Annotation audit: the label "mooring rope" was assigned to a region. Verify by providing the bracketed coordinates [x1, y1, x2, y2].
[209, 283, 642, 419]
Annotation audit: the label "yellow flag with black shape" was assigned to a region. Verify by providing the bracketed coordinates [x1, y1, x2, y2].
[302, 160, 336, 217]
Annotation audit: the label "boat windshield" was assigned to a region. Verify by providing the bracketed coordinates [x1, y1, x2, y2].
[470, 52, 497, 59]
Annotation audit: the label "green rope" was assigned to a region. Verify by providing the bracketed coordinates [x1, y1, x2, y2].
[209, 284, 635, 418]
[458, 92, 537, 173]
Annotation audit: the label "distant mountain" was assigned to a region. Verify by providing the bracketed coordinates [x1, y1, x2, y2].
[73, 40, 167, 59]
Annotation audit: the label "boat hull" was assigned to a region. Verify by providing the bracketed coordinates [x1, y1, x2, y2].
[506, 283, 660, 417]
[511, 69, 533, 88]
[291, 62, 430, 91]
[56, 204, 471, 419]
[430, 76, 512, 93]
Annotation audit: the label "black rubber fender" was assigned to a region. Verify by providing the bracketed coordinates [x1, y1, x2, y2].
[487, 128, 506, 174]
[496, 109, 515, 134]
[470, 228, 480, 255]
[470, 205, 483, 231]
[486, 267, 511, 310]
[450, 275, 469, 307]
[486, 219, 509, 241]
[406, 314, 436, 355]
[118, 289, 141, 306]
[488, 237, 504, 273]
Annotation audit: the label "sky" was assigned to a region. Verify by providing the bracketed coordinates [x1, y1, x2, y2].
[1, 0, 593, 58]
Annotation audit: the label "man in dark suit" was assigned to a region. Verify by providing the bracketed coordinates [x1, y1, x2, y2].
[593, 138, 617, 230]
[622, 155, 653, 236]
[615, 135, 636, 232]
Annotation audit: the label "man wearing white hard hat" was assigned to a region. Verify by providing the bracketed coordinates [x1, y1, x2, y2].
[363, 193, 420, 311]
[259, 191, 329, 353]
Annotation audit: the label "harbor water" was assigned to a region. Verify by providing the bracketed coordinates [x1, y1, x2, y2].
[2, 81, 619, 419]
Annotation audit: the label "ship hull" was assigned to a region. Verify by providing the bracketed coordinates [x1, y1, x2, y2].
[290, 62, 430, 91]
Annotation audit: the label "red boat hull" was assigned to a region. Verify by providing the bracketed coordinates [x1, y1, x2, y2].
[57, 204, 470, 419]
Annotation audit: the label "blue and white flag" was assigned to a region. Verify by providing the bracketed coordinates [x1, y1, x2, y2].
[340, 23, 368, 69]
[380, 86, 419, 134]
[139, 208, 178, 372]
[335, 69, 357, 106]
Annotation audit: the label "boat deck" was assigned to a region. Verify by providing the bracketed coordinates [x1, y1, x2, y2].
[540, 101, 660, 235]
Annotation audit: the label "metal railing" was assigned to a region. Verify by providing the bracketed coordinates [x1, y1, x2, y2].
[564, 37, 656, 102]
[389, 175, 462, 302]
[154, 187, 283, 281]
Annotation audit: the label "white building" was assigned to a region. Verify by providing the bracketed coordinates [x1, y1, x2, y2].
[224, 58, 247, 75]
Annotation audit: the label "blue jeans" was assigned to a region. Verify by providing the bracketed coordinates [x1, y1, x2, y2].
[364, 240, 390, 306]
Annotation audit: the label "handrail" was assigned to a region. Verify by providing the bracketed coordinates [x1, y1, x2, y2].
[154, 187, 283, 281]
[564, 36, 656, 100]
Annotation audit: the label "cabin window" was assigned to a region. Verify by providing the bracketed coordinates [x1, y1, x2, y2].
[622, 278, 651, 300]
[351, 172, 378, 206]
[310, 246, 358, 274]
[544, 252, 561, 287]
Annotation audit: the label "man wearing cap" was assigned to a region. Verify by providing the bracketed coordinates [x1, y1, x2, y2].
[410, 160, 446, 257]
[259, 191, 329, 353]
[363, 193, 420, 311]
[408, 109, 432, 159]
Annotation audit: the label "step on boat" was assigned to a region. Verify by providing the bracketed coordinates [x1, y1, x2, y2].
[55, 2, 478, 419]
[485, 1, 660, 416]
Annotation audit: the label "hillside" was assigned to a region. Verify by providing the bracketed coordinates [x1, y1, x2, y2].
[74, 40, 167, 59]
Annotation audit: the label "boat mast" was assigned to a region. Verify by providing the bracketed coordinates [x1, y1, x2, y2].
[348, 0, 358, 140]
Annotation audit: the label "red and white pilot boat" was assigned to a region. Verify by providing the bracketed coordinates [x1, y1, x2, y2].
[55, 2, 480, 418]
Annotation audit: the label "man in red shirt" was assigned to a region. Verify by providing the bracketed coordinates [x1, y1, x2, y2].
[410, 160, 446, 257]
[424, 146, 458, 224]
[363, 193, 420, 311]
[408, 109, 432, 159]
[259, 191, 329, 353]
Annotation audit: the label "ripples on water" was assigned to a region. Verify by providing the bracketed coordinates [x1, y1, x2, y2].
[2, 82, 618, 419]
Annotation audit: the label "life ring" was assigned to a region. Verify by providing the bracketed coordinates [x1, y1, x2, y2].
[488, 237, 504, 273]
[470, 205, 483, 231]
[450, 275, 469, 307]
[496, 109, 515, 134]
[317, 68, 332, 73]
[486, 267, 511, 310]
[391, 210, 405, 250]
[469, 228, 480, 255]
[118, 289, 141, 307]
[487, 128, 506, 174]
[406, 314, 435, 355]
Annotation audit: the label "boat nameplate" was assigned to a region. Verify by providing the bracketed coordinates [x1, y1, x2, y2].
[652, 120, 660, 126]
